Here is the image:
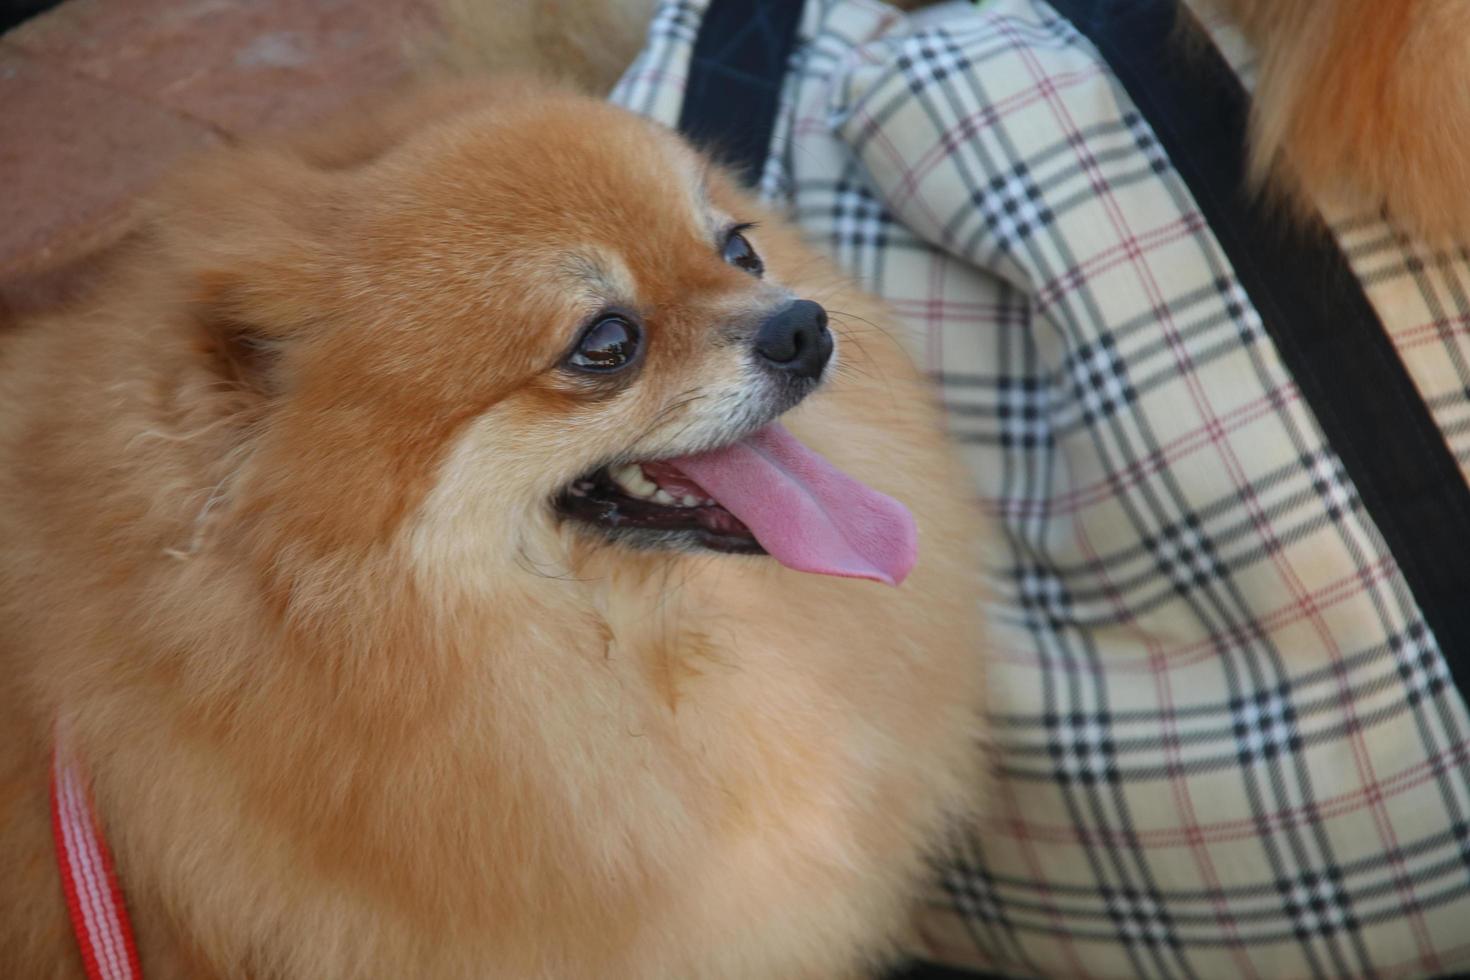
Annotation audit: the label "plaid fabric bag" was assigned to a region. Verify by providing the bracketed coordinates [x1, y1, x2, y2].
[612, 1, 1470, 977]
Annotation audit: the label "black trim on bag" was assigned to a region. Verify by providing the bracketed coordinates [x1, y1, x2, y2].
[676, 0, 805, 187]
[1046, 0, 1470, 692]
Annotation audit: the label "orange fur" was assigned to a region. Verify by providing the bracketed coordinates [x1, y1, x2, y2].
[428, 0, 660, 94]
[0, 77, 988, 978]
[1210, 0, 1470, 239]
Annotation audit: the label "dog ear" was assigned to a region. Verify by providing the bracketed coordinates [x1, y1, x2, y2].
[429, 0, 656, 95]
[194, 275, 296, 395]
[160, 149, 336, 395]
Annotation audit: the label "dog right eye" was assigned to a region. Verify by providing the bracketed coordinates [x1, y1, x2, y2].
[721, 225, 764, 278]
[567, 315, 641, 373]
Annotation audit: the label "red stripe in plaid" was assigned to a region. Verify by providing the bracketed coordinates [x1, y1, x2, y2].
[993, 739, 1470, 847]
[990, 556, 1399, 670]
[879, 66, 1107, 209]
[982, 386, 1304, 521]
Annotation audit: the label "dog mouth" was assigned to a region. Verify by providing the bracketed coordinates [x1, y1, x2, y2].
[553, 423, 920, 586]
[557, 459, 765, 555]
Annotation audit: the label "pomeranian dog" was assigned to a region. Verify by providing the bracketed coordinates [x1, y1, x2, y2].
[0, 75, 987, 979]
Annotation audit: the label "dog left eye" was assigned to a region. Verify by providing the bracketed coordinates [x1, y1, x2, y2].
[722, 227, 764, 278]
[567, 315, 640, 372]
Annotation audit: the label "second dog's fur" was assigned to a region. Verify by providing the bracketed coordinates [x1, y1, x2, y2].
[1213, 0, 1470, 240]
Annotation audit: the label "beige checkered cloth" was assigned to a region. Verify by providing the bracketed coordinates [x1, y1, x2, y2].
[614, 1, 1470, 977]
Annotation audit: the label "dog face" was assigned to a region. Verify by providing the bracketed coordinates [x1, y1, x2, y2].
[176, 85, 841, 584]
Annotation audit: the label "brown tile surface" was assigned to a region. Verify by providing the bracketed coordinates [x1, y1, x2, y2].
[8, 0, 436, 135]
[0, 236, 124, 327]
[0, 42, 219, 278]
[1, 0, 444, 313]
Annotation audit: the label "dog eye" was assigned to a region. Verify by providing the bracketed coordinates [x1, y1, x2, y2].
[721, 227, 764, 278]
[567, 315, 640, 372]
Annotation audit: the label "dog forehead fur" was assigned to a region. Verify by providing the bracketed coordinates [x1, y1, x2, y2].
[0, 80, 987, 979]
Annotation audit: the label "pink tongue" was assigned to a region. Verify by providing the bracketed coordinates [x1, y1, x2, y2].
[668, 423, 917, 586]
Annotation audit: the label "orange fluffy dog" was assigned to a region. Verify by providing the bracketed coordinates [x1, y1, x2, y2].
[0, 79, 986, 978]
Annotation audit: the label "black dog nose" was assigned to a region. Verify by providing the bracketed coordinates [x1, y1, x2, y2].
[754, 300, 832, 380]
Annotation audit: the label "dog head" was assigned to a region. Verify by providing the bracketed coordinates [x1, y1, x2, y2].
[164, 81, 910, 597]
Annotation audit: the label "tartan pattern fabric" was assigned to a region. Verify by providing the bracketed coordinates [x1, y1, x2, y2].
[612, 2, 1470, 978]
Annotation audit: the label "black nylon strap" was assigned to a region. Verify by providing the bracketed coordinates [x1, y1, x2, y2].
[1047, 0, 1470, 684]
[676, 0, 804, 187]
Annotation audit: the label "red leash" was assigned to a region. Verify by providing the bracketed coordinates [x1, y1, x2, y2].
[51, 728, 143, 980]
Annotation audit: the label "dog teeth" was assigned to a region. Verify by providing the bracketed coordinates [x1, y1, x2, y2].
[607, 465, 711, 508]
[611, 464, 658, 499]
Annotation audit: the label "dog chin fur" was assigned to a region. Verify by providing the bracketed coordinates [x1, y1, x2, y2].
[0, 77, 988, 979]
